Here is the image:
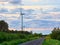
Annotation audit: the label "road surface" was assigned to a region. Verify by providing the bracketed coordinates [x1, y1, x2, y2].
[19, 38, 45, 45]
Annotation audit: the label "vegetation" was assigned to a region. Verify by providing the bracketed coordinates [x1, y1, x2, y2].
[42, 27, 60, 45]
[0, 32, 40, 45]
[51, 27, 60, 40]
[0, 20, 8, 32]
[0, 20, 42, 45]
[43, 38, 60, 45]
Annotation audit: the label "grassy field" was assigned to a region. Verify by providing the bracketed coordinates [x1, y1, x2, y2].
[0, 39, 34, 45]
[0, 32, 40, 45]
[43, 39, 60, 45]
[0, 37, 39, 45]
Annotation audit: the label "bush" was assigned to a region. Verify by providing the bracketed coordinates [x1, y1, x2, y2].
[51, 28, 60, 40]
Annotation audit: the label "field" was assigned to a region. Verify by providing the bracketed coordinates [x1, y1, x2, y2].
[0, 32, 41, 45]
[43, 39, 60, 45]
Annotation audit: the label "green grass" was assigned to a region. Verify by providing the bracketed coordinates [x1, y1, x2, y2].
[0, 37, 39, 45]
[0, 32, 41, 45]
[0, 32, 40, 45]
[0, 39, 27, 45]
[43, 39, 60, 45]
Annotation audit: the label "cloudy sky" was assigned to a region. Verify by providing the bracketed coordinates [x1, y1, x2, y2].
[0, 0, 60, 34]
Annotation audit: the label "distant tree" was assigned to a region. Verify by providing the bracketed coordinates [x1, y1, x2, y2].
[53, 27, 57, 31]
[38, 33, 42, 37]
[33, 33, 42, 37]
[30, 31, 32, 34]
[33, 33, 37, 37]
[0, 20, 8, 32]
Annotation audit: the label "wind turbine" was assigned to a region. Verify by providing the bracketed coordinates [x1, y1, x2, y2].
[20, 12, 25, 31]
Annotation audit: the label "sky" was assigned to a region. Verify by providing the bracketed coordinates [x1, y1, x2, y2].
[0, 0, 60, 34]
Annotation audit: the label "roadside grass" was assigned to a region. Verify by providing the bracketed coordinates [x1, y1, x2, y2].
[0, 32, 41, 45]
[0, 37, 39, 45]
[42, 38, 60, 45]
[0, 39, 27, 45]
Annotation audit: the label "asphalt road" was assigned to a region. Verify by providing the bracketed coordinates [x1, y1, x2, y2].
[19, 38, 45, 45]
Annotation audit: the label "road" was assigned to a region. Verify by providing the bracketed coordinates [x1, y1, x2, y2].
[19, 38, 45, 45]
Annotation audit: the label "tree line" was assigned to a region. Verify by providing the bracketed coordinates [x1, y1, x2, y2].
[0, 20, 32, 34]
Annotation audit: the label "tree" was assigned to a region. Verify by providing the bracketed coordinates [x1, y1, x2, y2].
[51, 27, 60, 40]
[0, 20, 8, 32]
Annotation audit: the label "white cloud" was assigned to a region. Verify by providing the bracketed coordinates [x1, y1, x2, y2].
[0, 13, 20, 17]
[0, 5, 20, 9]
[24, 28, 52, 31]
[23, 11, 60, 22]
[0, 13, 20, 21]
[32, 0, 40, 2]
[9, 28, 16, 30]
[22, 5, 55, 10]
[35, 18, 60, 22]
[0, 2, 8, 4]
[0, 0, 8, 2]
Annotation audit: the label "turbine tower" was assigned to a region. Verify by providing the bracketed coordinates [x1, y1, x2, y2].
[21, 12, 24, 31]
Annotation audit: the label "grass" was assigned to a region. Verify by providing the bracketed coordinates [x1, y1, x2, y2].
[0, 32, 41, 45]
[42, 39, 60, 45]
[0, 39, 27, 45]
[0, 36, 39, 45]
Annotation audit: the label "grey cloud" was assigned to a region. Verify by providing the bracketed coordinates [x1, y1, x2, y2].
[0, 8, 8, 13]
[10, 0, 21, 5]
